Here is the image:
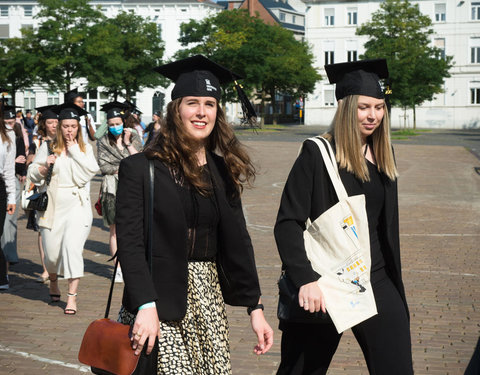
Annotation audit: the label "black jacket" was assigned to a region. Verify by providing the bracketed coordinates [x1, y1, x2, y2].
[116, 152, 261, 321]
[274, 139, 408, 316]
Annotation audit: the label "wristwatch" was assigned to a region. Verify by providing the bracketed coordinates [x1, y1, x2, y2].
[247, 303, 264, 315]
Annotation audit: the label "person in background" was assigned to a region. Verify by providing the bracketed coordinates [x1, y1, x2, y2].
[26, 105, 58, 283]
[97, 101, 142, 283]
[27, 103, 99, 314]
[144, 110, 162, 146]
[64, 88, 96, 145]
[0, 105, 17, 290]
[24, 110, 35, 145]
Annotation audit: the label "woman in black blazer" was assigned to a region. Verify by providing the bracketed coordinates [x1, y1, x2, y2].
[115, 55, 273, 374]
[275, 60, 413, 374]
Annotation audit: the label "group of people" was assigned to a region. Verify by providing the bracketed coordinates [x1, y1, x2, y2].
[0, 55, 414, 374]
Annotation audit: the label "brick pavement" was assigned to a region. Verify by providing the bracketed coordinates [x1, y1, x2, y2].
[0, 139, 479, 374]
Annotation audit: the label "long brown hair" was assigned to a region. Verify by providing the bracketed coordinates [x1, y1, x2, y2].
[145, 98, 256, 196]
[52, 119, 86, 155]
[0, 117, 11, 145]
[324, 95, 398, 182]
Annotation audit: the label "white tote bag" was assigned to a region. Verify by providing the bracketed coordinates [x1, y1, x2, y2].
[304, 137, 377, 333]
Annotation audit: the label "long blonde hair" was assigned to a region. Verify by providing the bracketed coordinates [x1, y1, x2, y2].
[324, 95, 398, 182]
[52, 119, 86, 155]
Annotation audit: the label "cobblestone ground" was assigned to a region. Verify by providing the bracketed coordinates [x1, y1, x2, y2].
[0, 134, 479, 374]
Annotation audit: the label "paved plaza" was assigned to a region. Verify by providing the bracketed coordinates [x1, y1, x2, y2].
[0, 127, 479, 374]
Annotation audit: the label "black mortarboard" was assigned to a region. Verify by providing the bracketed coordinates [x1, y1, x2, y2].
[325, 59, 389, 101]
[101, 101, 130, 120]
[122, 100, 142, 115]
[35, 105, 59, 120]
[154, 55, 257, 125]
[3, 105, 22, 120]
[54, 103, 88, 121]
[64, 88, 82, 104]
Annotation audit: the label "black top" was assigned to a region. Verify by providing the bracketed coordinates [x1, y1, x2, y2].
[363, 159, 386, 272]
[177, 167, 219, 261]
[15, 136, 26, 176]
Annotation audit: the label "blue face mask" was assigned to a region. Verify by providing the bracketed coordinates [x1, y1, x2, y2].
[109, 124, 124, 136]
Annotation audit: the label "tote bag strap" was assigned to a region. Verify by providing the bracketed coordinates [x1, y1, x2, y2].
[308, 137, 348, 201]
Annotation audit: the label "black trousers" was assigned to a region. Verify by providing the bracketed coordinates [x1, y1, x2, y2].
[277, 269, 413, 375]
[0, 178, 8, 285]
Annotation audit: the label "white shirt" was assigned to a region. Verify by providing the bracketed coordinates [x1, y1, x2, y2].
[79, 113, 96, 145]
[0, 131, 17, 204]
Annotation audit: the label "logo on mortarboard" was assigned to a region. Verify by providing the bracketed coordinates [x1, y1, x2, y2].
[113, 110, 120, 117]
[70, 112, 77, 118]
[205, 79, 217, 93]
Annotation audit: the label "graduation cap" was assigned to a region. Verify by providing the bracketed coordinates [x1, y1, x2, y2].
[64, 88, 83, 104]
[35, 105, 59, 120]
[54, 102, 88, 121]
[154, 55, 257, 125]
[122, 100, 142, 115]
[3, 105, 23, 120]
[325, 59, 389, 101]
[100, 101, 130, 120]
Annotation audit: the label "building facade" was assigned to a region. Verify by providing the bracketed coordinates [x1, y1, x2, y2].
[0, 0, 225, 124]
[304, 0, 480, 129]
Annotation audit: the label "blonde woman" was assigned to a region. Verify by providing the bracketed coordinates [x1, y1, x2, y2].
[275, 60, 413, 374]
[27, 103, 99, 315]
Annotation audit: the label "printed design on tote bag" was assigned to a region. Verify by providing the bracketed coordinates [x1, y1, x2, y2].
[335, 253, 369, 294]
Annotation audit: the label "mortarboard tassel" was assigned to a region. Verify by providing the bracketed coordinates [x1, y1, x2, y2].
[384, 78, 392, 115]
[234, 81, 257, 127]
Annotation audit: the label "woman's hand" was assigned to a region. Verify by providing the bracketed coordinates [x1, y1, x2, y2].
[123, 128, 132, 144]
[65, 135, 78, 150]
[298, 281, 326, 313]
[15, 155, 26, 164]
[131, 307, 161, 356]
[250, 309, 274, 355]
[46, 154, 56, 168]
[6, 204, 15, 215]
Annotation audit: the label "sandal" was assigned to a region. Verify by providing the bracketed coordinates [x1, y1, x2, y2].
[49, 277, 61, 303]
[64, 292, 77, 315]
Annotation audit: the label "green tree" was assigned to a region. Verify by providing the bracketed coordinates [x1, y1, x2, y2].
[0, 30, 39, 106]
[84, 11, 166, 100]
[32, 0, 104, 92]
[177, 9, 320, 125]
[356, 0, 453, 129]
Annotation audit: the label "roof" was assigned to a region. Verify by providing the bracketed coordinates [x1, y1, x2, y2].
[259, 0, 296, 12]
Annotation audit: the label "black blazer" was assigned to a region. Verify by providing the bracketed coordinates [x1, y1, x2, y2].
[116, 152, 261, 321]
[274, 138, 409, 316]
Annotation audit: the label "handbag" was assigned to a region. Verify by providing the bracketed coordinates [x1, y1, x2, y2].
[21, 182, 36, 211]
[95, 189, 103, 216]
[277, 271, 331, 324]
[304, 137, 377, 333]
[78, 160, 158, 375]
[25, 141, 54, 212]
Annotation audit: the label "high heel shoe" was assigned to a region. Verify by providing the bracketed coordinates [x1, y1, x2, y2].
[49, 277, 61, 303]
[64, 292, 77, 315]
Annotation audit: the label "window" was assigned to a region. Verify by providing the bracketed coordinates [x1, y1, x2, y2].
[292, 15, 296, 24]
[157, 24, 162, 38]
[24, 90, 36, 111]
[471, 86, 480, 104]
[325, 51, 334, 65]
[47, 91, 60, 106]
[472, 2, 480, 20]
[324, 8, 334, 26]
[280, 12, 285, 22]
[471, 38, 480, 63]
[324, 89, 335, 106]
[347, 8, 357, 25]
[434, 38, 445, 60]
[434, 3, 446, 22]
[0, 6, 8, 17]
[24, 5, 33, 17]
[347, 50, 357, 62]
[0, 24, 9, 39]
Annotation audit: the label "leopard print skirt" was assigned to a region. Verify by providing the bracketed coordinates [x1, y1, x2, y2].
[118, 261, 232, 375]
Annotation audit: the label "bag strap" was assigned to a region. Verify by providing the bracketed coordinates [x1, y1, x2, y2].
[104, 159, 155, 319]
[308, 137, 348, 201]
[44, 141, 54, 187]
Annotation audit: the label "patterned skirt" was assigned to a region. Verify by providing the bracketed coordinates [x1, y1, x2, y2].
[118, 261, 232, 375]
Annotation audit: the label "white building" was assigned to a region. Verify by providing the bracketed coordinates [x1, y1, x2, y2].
[0, 0, 229, 124]
[304, 0, 480, 129]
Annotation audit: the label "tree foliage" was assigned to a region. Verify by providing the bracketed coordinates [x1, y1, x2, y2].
[84, 11, 165, 100]
[0, 31, 38, 106]
[177, 9, 320, 123]
[356, 0, 453, 128]
[31, 0, 104, 92]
